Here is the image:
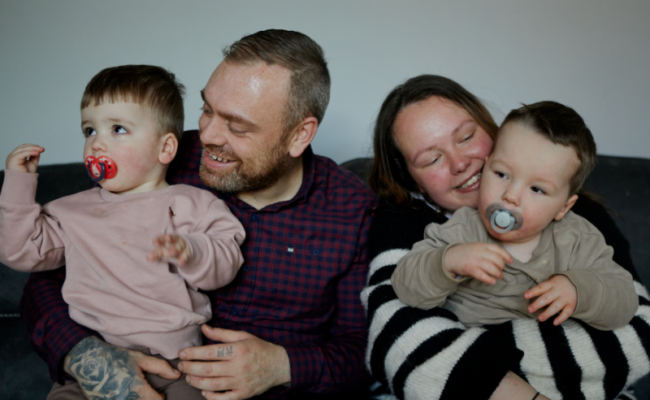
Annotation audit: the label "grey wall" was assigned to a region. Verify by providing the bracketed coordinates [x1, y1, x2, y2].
[1, 0, 649, 166]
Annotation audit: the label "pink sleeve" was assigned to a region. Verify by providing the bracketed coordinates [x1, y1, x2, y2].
[0, 170, 66, 272]
[178, 198, 245, 290]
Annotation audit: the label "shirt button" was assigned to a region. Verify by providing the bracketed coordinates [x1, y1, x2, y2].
[312, 249, 320, 255]
[252, 215, 259, 221]
[232, 308, 238, 315]
[243, 266, 249, 272]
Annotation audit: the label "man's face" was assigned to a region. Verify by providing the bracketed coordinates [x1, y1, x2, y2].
[198, 61, 294, 193]
[478, 122, 579, 244]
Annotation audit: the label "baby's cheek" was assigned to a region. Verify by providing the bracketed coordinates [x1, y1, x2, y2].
[114, 148, 157, 175]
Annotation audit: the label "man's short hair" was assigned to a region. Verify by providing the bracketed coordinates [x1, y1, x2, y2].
[81, 65, 185, 140]
[222, 29, 330, 133]
[500, 101, 597, 195]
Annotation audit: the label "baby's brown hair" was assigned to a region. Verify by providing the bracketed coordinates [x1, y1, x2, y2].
[81, 65, 185, 140]
[500, 101, 596, 195]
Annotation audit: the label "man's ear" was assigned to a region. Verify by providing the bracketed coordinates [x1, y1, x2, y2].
[554, 193, 579, 221]
[159, 133, 178, 165]
[287, 117, 318, 158]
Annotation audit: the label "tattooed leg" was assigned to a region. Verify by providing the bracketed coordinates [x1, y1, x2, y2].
[63, 337, 143, 400]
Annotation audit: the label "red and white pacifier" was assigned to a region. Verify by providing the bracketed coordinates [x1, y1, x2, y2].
[85, 156, 117, 183]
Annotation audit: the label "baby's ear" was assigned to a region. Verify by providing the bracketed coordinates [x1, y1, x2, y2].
[554, 193, 579, 221]
[159, 133, 178, 165]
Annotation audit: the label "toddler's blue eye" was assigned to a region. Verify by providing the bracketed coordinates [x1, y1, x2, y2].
[531, 186, 546, 195]
[496, 171, 507, 179]
[113, 125, 127, 134]
[84, 128, 96, 137]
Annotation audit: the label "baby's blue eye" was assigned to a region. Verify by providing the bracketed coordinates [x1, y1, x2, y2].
[531, 186, 546, 195]
[496, 171, 507, 179]
[113, 125, 127, 134]
[84, 128, 96, 137]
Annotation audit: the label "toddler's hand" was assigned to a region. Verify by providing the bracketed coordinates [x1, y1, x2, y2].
[147, 234, 191, 266]
[524, 274, 578, 325]
[6, 144, 44, 173]
[444, 243, 513, 285]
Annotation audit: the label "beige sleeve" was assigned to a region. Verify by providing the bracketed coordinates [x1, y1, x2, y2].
[557, 216, 637, 330]
[392, 219, 469, 310]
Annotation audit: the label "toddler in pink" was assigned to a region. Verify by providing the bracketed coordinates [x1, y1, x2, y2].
[0, 66, 245, 396]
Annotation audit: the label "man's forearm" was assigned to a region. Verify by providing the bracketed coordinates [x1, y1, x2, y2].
[64, 337, 145, 400]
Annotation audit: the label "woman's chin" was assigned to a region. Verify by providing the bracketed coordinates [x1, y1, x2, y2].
[443, 190, 480, 212]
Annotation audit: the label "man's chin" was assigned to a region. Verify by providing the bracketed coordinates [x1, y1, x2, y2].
[199, 164, 238, 192]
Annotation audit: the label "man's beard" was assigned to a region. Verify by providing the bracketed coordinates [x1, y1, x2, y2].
[199, 139, 294, 194]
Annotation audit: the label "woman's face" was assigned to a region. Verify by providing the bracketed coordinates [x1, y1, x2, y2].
[392, 96, 494, 212]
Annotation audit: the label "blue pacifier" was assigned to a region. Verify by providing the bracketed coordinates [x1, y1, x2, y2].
[486, 203, 523, 233]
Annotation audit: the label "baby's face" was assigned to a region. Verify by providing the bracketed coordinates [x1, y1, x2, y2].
[81, 100, 167, 194]
[478, 122, 579, 244]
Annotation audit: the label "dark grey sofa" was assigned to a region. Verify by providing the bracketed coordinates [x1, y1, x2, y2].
[1, 155, 649, 399]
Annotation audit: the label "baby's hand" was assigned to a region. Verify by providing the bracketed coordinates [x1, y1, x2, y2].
[147, 234, 191, 266]
[525, 274, 578, 325]
[444, 243, 513, 285]
[6, 144, 44, 173]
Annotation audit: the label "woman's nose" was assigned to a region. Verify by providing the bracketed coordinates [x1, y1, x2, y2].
[449, 152, 471, 175]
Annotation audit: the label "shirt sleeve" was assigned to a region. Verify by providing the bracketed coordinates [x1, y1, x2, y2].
[557, 214, 638, 330]
[178, 198, 246, 291]
[19, 267, 99, 383]
[0, 170, 66, 272]
[283, 205, 373, 392]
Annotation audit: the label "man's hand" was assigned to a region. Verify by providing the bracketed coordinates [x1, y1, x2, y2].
[64, 336, 181, 400]
[525, 274, 578, 325]
[444, 243, 513, 285]
[6, 143, 44, 173]
[178, 325, 291, 400]
[147, 234, 191, 266]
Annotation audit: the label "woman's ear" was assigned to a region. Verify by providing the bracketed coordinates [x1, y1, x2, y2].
[554, 193, 579, 221]
[159, 133, 178, 165]
[287, 117, 318, 158]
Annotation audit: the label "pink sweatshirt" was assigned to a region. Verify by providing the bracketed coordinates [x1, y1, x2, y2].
[0, 170, 246, 358]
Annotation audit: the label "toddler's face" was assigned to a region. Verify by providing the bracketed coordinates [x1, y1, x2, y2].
[81, 100, 166, 194]
[478, 122, 579, 244]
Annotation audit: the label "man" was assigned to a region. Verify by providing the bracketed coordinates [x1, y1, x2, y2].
[21, 30, 376, 400]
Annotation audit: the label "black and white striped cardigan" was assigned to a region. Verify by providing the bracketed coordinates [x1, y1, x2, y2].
[361, 197, 650, 400]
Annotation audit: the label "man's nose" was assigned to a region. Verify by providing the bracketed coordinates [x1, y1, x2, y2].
[199, 119, 228, 148]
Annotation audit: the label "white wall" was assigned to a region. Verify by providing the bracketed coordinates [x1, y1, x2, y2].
[1, 0, 649, 166]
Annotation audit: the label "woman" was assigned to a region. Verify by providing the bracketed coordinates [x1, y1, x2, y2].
[361, 75, 649, 400]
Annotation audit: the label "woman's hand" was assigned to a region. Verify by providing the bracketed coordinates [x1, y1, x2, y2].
[444, 242, 513, 285]
[6, 143, 44, 173]
[525, 274, 578, 325]
[64, 336, 180, 400]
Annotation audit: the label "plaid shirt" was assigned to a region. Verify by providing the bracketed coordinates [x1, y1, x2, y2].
[20, 130, 376, 398]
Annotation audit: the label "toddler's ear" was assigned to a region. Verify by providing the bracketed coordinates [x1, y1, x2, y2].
[554, 194, 579, 221]
[159, 133, 178, 165]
